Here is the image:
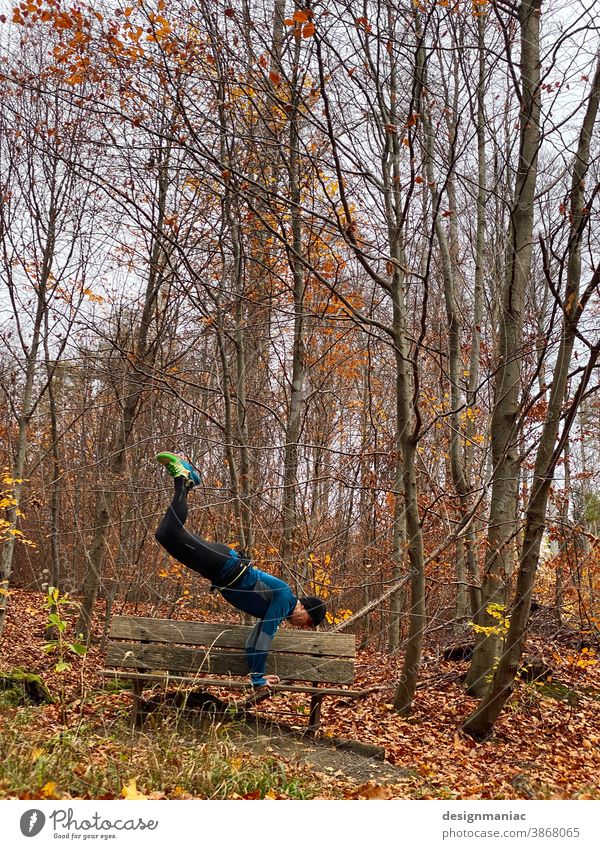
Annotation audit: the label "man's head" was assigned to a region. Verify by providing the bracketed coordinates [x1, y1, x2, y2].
[288, 596, 327, 628]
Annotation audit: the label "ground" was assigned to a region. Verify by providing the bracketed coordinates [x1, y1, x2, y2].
[231, 716, 413, 788]
[1, 588, 599, 799]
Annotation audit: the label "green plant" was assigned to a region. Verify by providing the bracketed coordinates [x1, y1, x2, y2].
[43, 586, 87, 673]
[42, 587, 87, 723]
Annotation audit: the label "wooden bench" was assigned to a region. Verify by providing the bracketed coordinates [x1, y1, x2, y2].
[101, 615, 364, 734]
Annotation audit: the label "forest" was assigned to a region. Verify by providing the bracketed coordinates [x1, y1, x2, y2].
[0, 0, 599, 801]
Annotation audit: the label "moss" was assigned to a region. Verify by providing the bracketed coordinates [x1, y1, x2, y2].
[0, 689, 22, 707]
[536, 681, 579, 705]
[0, 669, 53, 706]
[536, 681, 600, 706]
[103, 678, 133, 693]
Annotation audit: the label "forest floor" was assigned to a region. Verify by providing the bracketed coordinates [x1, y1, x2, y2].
[1, 588, 599, 799]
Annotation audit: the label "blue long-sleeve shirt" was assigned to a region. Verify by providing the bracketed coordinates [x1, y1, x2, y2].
[219, 565, 297, 687]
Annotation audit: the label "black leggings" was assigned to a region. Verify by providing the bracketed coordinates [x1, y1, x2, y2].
[154, 478, 234, 581]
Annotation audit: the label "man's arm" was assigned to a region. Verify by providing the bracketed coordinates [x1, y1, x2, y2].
[245, 590, 291, 687]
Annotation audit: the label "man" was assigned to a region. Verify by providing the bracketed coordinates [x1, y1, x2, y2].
[154, 452, 327, 700]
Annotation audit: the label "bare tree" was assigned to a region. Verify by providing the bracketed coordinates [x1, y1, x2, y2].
[0, 65, 95, 632]
[463, 55, 600, 737]
[465, 0, 543, 696]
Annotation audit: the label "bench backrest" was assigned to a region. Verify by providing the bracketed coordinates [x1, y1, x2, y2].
[106, 616, 356, 684]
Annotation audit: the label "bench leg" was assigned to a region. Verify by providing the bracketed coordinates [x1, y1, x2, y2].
[307, 695, 323, 737]
[131, 679, 143, 729]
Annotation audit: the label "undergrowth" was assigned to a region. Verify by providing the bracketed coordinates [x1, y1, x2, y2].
[0, 700, 320, 800]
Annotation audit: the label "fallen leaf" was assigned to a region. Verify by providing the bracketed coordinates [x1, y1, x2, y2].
[40, 781, 57, 798]
[121, 778, 148, 800]
[347, 782, 394, 800]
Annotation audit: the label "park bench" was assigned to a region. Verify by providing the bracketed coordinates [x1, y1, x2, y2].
[101, 615, 364, 734]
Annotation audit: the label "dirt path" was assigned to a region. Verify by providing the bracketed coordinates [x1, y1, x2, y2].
[229, 716, 413, 786]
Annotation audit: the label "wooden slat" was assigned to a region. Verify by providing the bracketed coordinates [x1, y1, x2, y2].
[101, 669, 364, 697]
[105, 642, 354, 684]
[109, 616, 355, 658]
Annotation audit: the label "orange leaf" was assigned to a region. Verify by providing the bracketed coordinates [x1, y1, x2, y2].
[269, 70, 281, 84]
[355, 17, 373, 31]
[293, 10, 309, 22]
[347, 782, 394, 800]
[302, 22, 315, 37]
[55, 12, 74, 29]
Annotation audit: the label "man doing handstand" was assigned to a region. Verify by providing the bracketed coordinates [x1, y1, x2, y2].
[154, 452, 327, 697]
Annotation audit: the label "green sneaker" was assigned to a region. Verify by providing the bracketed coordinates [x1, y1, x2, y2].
[155, 452, 202, 488]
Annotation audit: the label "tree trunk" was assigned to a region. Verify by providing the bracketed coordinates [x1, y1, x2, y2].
[392, 318, 426, 712]
[465, 0, 542, 696]
[44, 357, 64, 642]
[280, 29, 306, 579]
[421, 51, 477, 634]
[463, 9, 488, 621]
